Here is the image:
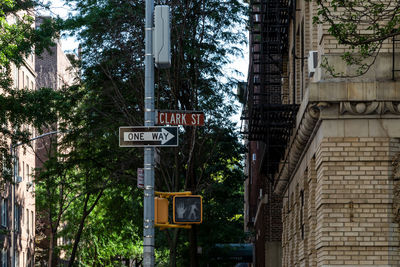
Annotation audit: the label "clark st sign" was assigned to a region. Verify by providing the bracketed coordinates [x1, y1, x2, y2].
[156, 110, 205, 126]
[119, 126, 178, 147]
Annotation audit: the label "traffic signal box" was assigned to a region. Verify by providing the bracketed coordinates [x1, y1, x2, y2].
[154, 192, 202, 229]
[173, 195, 202, 224]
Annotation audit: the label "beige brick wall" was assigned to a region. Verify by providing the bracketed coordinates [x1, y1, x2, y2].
[282, 137, 400, 266]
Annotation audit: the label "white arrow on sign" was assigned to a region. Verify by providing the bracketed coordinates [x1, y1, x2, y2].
[124, 128, 175, 145]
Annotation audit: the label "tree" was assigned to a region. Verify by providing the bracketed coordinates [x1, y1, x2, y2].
[0, 0, 61, 177]
[32, 1, 146, 263]
[153, 0, 246, 265]
[311, 0, 400, 77]
[0, 1, 79, 265]
[33, 0, 248, 265]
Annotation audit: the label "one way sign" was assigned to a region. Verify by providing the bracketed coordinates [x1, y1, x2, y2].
[119, 126, 178, 147]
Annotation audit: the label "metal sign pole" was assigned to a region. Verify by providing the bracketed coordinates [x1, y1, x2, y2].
[143, 0, 155, 265]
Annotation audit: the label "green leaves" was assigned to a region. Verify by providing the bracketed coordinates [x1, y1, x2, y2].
[31, 0, 247, 265]
[312, 0, 400, 77]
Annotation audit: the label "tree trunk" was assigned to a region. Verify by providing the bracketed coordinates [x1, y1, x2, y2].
[189, 225, 198, 267]
[185, 127, 198, 267]
[48, 230, 57, 266]
[169, 229, 179, 267]
[68, 209, 86, 267]
[68, 190, 103, 267]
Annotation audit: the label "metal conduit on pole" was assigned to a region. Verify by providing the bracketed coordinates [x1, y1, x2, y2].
[11, 146, 15, 267]
[143, 0, 155, 265]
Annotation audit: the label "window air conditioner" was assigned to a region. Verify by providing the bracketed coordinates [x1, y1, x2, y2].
[308, 51, 318, 77]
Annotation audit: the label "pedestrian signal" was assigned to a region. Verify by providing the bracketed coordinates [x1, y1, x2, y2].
[173, 195, 202, 224]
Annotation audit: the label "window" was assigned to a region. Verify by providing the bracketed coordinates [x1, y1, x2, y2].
[1, 199, 7, 227]
[14, 204, 20, 232]
[26, 164, 29, 182]
[300, 190, 305, 240]
[14, 251, 18, 267]
[2, 154, 10, 178]
[1, 249, 7, 267]
[13, 66, 18, 88]
[31, 211, 34, 234]
[26, 209, 29, 234]
[21, 71, 24, 89]
[17, 159, 20, 177]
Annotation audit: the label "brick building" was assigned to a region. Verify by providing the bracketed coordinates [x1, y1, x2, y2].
[1, 12, 38, 267]
[0, 11, 40, 266]
[34, 16, 77, 171]
[34, 16, 77, 266]
[0, 14, 76, 266]
[241, 0, 400, 266]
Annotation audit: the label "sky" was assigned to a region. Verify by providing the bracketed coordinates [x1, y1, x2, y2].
[39, 0, 79, 53]
[45, 0, 248, 75]
[45, 0, 248, 127]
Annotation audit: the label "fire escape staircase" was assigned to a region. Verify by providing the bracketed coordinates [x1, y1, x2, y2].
[242, 0, 299, 179]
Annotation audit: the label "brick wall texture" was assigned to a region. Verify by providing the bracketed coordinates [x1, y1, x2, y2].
[282, 137, 400, 266]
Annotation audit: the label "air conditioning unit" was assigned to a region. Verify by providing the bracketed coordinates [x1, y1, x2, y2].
[308, 51, 318, 77]
[26, 181, 34, 191]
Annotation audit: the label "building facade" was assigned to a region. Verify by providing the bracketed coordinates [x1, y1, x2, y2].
[34, 16, 77, 266]
[1, 11, 38, 266]
[11, 48, 37, 267]
[0, 15, 76, 266]
[242, 0, 400, 266]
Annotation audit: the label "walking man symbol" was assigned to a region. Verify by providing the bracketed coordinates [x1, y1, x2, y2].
[188, 204, 198, 220]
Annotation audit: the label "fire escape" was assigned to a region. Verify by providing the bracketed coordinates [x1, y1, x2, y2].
[242, 0, 299, 180]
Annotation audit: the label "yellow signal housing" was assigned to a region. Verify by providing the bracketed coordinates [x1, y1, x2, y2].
[155, 197, 169, 224]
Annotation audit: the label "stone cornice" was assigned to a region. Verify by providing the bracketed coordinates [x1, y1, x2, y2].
[274, 104, 321, 195]
[340, 101, 400, 115]
[309, 81, 400, 102]
[274, 80, 400, 195]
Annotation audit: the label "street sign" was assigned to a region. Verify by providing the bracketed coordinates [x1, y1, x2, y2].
[173, 195, 203, 224]
[119, 126, 178, 147]
[156, 110, 205, 126]
[137, 168, 144, 189]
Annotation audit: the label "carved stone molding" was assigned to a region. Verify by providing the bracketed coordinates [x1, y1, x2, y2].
[340, 101, 400, 115]
[274, 103, 322, 195]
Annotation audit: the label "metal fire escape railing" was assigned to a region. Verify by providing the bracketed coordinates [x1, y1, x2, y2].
[242, 0, 299, 178]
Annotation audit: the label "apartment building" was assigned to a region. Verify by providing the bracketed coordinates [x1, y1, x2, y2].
[34, 16, 76, 266]
[0, 14, 76, 266]
[35, 16, 77, 170]
[10, 53, 37, 267]
[241, 0, 400, 266]
[0, 13, 38, 266]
